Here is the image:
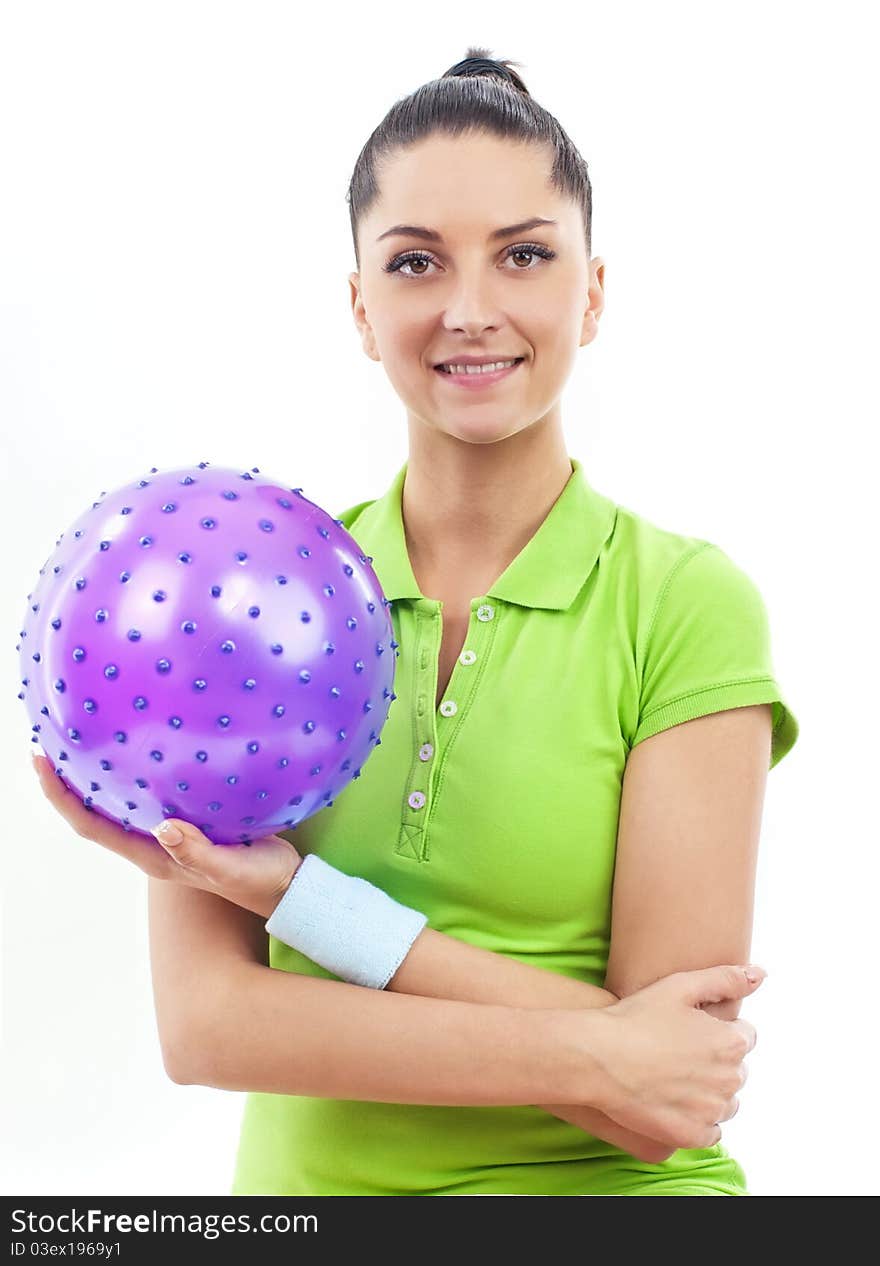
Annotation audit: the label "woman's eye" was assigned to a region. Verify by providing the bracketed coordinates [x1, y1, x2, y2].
[383, 243, 556, 278]
[390, 253, 434, 277]
[504, 245, 556, 269]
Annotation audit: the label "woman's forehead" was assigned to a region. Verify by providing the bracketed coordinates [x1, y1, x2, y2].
[376, 131, 553, 187]
[367, 140, 572, 238]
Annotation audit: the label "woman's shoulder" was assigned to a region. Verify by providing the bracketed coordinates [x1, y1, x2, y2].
[607, 495, 723, 590]
[603, 495, 773, 646]
[607, 496, 780, 698]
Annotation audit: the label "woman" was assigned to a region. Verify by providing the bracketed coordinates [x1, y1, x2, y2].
[34, 48, 798, 1195]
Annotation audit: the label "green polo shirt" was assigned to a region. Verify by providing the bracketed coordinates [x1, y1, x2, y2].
[231, 455, 798, 1196]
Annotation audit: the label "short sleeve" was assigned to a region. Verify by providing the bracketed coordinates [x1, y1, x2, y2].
[631, 543, 799, 770]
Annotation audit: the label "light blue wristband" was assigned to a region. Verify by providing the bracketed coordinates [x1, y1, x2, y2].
[264, 853, 429, 990]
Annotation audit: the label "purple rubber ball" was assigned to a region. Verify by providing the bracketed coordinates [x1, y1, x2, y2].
[17, 462, 398, 845]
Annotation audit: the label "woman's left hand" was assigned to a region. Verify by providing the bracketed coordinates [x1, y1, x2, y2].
[32, 752, 303, 919]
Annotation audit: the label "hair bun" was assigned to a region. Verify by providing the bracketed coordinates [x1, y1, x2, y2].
[443, 47, 530, 95]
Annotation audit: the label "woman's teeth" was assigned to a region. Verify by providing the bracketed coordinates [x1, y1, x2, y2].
[438, 359, 520, 375]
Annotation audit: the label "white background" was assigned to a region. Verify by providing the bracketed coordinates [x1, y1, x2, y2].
[1, 0, 877, 1198]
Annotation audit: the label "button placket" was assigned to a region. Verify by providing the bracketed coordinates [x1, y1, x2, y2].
[435, 598, 493, 722]
[399, 602, 440, 855]
[397, 598, 497, 863]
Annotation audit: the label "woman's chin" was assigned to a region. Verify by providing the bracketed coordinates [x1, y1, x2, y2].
[437, 419, 527, 445]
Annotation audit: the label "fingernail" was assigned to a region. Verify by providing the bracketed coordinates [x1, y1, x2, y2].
[744, 965, 767, 982]
[151, 821, 183, 846]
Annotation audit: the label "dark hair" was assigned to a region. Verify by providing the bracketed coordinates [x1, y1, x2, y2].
[346, 45, 592, 270]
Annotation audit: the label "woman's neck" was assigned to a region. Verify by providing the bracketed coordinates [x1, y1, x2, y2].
[401, 417, 573, 585]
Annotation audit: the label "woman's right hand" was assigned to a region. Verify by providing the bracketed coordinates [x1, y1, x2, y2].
[31, 752, 303, 920]
[552, 964, 765, 1153]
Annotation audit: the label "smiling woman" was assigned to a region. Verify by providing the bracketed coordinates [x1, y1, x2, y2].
[344, 50, 600, 461]
[143, 45, 800, 1197]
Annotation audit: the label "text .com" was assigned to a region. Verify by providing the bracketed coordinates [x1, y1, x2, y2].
[10, 1208, 317, 1241]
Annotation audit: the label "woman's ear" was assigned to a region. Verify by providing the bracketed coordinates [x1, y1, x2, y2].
[580, 256, 605, 348]
[349, 271, 381, 362]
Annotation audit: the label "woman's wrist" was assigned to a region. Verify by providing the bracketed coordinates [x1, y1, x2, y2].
[261, 852, 303, 921]
[541, 1005, 616, 1113]
[264, 853, 429, 988]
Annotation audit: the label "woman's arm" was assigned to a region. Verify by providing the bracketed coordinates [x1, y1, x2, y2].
[150, 879, 747, 1161]
[193, 961, 597, 1107]
[152, 879, 599, 1109]
[603, 705, 771, 1014]
[387, 927, 618, 1010]
[151, 878, 675, 1159]
[384, 925, 673, 1155]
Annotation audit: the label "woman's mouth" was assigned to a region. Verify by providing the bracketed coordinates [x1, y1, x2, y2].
[433, 357, 524, 390]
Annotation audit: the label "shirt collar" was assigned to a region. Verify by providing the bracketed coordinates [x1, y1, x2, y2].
[346, 456, 618, 612]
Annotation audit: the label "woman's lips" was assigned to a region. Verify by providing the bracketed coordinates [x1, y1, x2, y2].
[433, 358, 524, 390]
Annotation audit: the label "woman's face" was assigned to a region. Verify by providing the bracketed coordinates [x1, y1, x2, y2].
[350, 130, 604, 446]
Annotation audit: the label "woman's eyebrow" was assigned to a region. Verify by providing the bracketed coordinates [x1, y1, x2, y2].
[375, 217, 558, 243]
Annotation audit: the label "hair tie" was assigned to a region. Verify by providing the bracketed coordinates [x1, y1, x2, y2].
[447, 56, 514, 82]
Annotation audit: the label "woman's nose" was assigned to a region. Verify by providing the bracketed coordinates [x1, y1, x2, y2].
[441, 277, 504, 335]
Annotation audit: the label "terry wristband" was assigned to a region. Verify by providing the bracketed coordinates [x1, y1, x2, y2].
[264, 852, 429, 990]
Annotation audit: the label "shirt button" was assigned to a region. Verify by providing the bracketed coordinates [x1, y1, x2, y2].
[418, 743, 434, 761]
[459, 649, 476, 665]
[439, 700, 458, 717]
[476, 604, 495, 622]
[408, 791, 426, 810]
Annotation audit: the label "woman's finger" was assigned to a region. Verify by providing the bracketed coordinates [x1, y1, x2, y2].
[150, 819, 203, 869]
[31, 752, 178, 881]
[148, 817, 241, 892]
[147, 816, 298, 917]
